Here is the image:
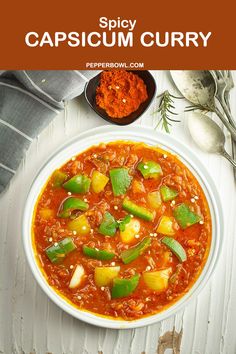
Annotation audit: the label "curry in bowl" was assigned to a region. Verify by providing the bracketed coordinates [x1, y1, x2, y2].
[32, 141, 211, 320]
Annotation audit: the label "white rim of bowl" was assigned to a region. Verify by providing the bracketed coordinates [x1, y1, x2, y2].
[22, 125, 223, 329]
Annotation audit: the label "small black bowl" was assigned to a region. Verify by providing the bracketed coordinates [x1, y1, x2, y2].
[84, 70, 157, 125]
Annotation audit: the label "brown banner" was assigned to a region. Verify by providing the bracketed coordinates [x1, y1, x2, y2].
[0, 0, 235, 69]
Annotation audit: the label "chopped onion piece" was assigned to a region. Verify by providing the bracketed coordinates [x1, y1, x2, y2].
[69, 265, 85, 289]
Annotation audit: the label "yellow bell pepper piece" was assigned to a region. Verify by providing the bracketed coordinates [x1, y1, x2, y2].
[91, 170, 109, 193]
[132, 180, 145, 194]
[68, 214, 91, 235]
[147, 191, 162, 209]
[157, 216, 175, 236]
[143, 268, 172, 291]
[39, 208, 55, 220]
[120, 218, 140, 243]
[94, 266, 120, 287]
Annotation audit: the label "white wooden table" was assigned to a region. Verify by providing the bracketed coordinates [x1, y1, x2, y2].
[1, 71, 236, 354]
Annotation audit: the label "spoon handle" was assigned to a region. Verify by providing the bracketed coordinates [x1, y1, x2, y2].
[215, 89, 236, 128]
[222, 149, 236, 169]
[215, 91, 236, 178]
[225, 96, 236, 181]
[214, 106, 236, 142]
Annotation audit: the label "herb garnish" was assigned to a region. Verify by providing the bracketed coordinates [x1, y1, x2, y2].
[118, 215, 131, 232]
[184, 103, 214, 113]
[153, 90, 182, 133]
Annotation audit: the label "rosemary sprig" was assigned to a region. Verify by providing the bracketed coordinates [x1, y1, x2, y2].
[152, 90, 182, 133]
[184, 103, 214, 113]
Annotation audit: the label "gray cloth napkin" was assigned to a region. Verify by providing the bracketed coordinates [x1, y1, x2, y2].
[0, 70, 100, 194]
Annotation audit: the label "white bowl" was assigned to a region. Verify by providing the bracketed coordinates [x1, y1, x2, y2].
[22, 125, 223, 329]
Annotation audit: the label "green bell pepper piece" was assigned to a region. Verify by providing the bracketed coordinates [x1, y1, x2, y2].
[160, 185, 178, 201]
[162, 236, 187, 262]
[173, 203, 201, 229]
[83, 245, 115, 260]
[122, 198, 154, 221]
[109, 168, 132, 196]
[63, 174, 91, 193]
[111, 274, 140, 298]
[120, 237, 151, 264]
[51, 170, 68, 188]
[46, 237, 76, 263]
[98, 212, 118, 236]
[137, 161, 163, 179]
[58, 197, 89, 218]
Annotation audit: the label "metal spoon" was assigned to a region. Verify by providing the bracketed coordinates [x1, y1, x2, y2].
[187, 112, 236, 169]
[170, 70, 236, 141]
[220, 70, 236, 180]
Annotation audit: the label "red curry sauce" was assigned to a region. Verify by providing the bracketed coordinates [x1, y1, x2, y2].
[33, 142, 211, 320]
[96, 71, 148, 118]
